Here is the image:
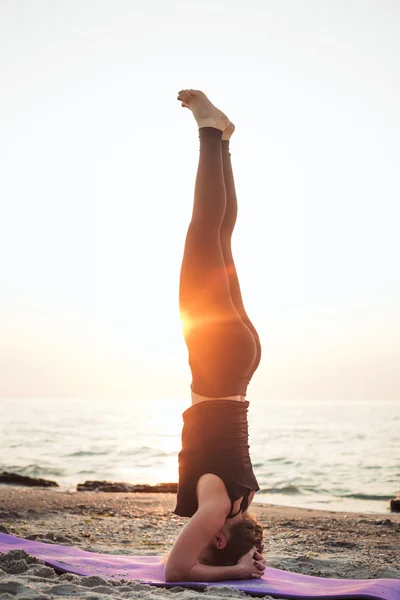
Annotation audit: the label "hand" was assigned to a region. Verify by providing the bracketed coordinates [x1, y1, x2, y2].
[253, 548, 267, 569]
[236, 546, 266, 579]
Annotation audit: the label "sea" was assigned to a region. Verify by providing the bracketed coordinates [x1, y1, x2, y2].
[1, 397, 399, 514]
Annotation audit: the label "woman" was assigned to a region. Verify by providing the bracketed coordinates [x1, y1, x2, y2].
[165, 90, 265, 583]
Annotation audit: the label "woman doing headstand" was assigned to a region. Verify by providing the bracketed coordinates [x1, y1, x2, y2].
[165, 90, 265, 583]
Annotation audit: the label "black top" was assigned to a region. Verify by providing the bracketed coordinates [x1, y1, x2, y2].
[174, 399, 259, 518]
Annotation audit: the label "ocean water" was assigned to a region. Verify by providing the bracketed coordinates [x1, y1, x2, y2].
[1, 397, 399, 514]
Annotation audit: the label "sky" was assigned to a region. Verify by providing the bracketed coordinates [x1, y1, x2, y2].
[1, 0, 399, 401]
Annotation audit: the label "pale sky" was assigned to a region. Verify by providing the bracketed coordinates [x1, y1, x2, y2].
[1, 0, 399, 401]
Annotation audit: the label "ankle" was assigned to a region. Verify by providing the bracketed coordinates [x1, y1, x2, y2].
[199, 126, 223, 137]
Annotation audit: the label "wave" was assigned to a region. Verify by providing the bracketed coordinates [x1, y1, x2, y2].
[259, 485, 395, 501]
[65, 451, 110, 457]
[340, 492, 394, 501]
[117, 447, 170, 458]
[1, 464, 66, 478]
[362, 465, 382, 470]
[267, 457, 295, 465]
[260, 485, 303, 495]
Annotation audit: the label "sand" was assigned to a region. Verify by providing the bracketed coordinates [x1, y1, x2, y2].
[0, 487, 399, 599]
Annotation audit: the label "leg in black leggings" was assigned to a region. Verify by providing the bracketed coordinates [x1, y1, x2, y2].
[220, 139, 262, 372]
[179, 127, 260, 398]
[179, 128, 235, 327]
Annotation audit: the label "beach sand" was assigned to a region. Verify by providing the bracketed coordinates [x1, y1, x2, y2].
[0, 487, 399, 599]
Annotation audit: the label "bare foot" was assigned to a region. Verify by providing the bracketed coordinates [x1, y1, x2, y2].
[177, 89, 230, 132]
[222, 121, 235, 141]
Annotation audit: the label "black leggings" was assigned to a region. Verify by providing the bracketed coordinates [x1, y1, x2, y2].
[179, 127, 262, 398]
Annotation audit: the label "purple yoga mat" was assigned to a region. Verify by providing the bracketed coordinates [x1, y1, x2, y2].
[0, 533, 399, 600]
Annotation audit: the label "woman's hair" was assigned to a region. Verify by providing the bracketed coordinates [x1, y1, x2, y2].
[201, 513, 263, 566]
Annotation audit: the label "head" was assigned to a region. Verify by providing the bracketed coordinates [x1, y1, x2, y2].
[200, 513, 263, 566]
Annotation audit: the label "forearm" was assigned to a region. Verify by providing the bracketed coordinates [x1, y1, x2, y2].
[175, 562, 244, 582]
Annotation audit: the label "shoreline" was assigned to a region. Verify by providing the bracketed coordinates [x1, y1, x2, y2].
[2, 472, 396, 515]
[1, 487, 399, 598]
[0, 485, 397, 519]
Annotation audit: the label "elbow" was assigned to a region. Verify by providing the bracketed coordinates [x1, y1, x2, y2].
[164, 559, 191, 583]
[164, 559, 183, 582]
[164, 566, 185, 583]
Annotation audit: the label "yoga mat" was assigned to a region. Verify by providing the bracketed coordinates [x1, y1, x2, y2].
[1, 533, 399, 600]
